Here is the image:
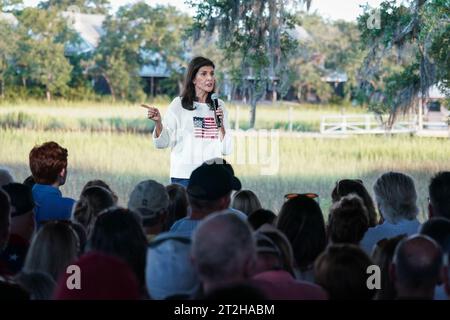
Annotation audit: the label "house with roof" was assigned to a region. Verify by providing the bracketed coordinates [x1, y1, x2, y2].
[62, 11, 172, 96]
[423, 84, 448, 128]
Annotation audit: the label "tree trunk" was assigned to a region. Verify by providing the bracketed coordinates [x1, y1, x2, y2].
[250, 97, 257, 129]
[47, 74, 52, 101]
[103, 74, 116, 102]
[0, 78, 4, 99]
[150, 77, 155, 96]
[249, 84, 257, 129]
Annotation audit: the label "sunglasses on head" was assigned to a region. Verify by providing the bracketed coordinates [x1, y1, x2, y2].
[284, 193, 319, 201]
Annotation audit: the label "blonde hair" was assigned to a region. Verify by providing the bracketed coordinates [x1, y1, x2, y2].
[231, 190, 262, 216]
[23, 221, 79, 282]
[73, 186, 115, 236]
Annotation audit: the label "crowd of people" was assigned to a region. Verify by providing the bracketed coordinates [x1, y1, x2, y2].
[0, 140, 449, 300]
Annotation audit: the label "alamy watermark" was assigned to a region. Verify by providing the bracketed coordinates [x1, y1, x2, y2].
[366, 264, 381, 290]
[65, 262, 382, 291]
[66, 264, 81, 290]
[178, 129, 280, 176]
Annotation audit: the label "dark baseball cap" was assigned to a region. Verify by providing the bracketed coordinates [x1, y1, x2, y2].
[2, 183, 35, 217]
[203, 158, 239, 178]
[187, 162, 241, 200]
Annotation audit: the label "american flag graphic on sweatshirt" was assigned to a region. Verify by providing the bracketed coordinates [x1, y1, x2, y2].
[193, 116, 218, 139]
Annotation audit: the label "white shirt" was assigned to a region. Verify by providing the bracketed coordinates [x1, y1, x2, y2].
[153, 97, 233, 179]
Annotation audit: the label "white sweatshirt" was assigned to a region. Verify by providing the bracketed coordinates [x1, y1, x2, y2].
[153, 97, 233, 179]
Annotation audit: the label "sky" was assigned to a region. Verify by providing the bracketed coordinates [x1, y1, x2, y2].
[21, 0, 390, 22]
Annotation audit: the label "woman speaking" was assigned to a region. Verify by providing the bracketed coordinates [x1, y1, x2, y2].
[142, 57, 232, 188]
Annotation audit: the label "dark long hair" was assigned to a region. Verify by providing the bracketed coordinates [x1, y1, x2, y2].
[165, 184, 189, 230]
[277, 196, 327, 270]
[88, 208, 148, 292]
[181, 57, 216, 110]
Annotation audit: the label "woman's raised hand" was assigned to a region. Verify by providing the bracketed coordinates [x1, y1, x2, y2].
[141, 104, 161, 123]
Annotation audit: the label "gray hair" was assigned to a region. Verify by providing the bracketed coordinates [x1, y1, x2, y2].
[0, 167, 14, 186]
[373, 172, 419, 223]
[192, 210, 256, 283]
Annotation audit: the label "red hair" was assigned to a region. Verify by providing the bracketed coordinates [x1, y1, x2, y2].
[29, 141, 68, 184]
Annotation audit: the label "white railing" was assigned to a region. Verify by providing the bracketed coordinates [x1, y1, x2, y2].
[320, 114, 418, 134]
[423, 121, 449, 130]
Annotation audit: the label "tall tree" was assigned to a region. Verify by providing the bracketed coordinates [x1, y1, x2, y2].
[91, 3, 190, 101]
[38, 0, 110, 14]
[357, 0, 449, 127]
[16, 8, 74, 100]
[188, 0, 312, 128]
[0, 19, 18, 99]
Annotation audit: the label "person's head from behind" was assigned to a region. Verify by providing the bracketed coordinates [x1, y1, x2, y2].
[428, 171, 450, 220]
[82, 179, 118, 204]
[53, 251, 140, 300]
[371, 234, 406, 300]
[253, 224, 295, 276]
[0, 188, 11, 251]
[391, 234, 443, 299]
[191, 211, 256, 294]
[128, 180, 170, 236]
[146, 233, 200, 300]
[187, 163, 241, 218]
[248, 209, 276, 230]
[0, 167, 14, 186]
[332, 179, 378, 226]
[314, 244, 375, 300]
[165, 184, 189, 230]
[328, 194, 369, 245]
[373, 172, 418, 224]
[73, 186, 115, 237]
[231, 190, 262, 216]
[29, 141, 68, 186]
[2, 183, 35, 242]
[70, 221, 87, 256]
[420, 217, 450, 249]
[14, 271, 56, 300]
[277, 195, 326, 271]
[181, 56, 216, 110]
[23, 221, 79, 282]
[88, 207, 148, 291]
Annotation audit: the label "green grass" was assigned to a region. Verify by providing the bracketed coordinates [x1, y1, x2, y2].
[1, 127, 449, 221]
[0, 99, 367, 133]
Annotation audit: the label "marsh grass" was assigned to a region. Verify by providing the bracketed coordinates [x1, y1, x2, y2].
[1, 126, 448, 221]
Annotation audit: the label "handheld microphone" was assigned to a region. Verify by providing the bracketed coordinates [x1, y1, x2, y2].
[211, 93, 222, 128]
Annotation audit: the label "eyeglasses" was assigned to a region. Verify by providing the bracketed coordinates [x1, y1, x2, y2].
[284, 193, 319, 201]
